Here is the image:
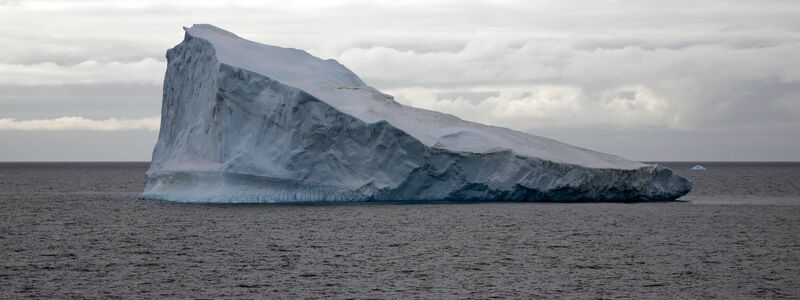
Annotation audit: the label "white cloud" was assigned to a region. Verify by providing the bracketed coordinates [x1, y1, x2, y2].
[0, 58, 165, 86]
[0, 116, 160, 131]
[338, 39, 800, 130]
[387, 84, 676, 131]
[0, 0, 798, 159]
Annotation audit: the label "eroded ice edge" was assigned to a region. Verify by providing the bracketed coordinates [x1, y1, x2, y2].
[141, 24, 692, 203]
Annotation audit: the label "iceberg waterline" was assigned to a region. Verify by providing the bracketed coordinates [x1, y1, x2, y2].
[141, 24, 692, 203]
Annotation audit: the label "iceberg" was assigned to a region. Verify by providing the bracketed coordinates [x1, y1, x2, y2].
[141, 24, 692, 203]
[692, 165, 706, 171]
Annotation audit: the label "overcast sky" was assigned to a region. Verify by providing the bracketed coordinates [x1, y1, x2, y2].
[1, 0, 799, 161]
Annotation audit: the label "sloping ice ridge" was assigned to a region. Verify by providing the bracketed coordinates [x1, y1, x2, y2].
[141, 24, 692, 203]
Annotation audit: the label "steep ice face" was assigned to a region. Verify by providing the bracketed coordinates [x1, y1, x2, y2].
[185, 24, 643, 170]
[142, 24, 692, 203]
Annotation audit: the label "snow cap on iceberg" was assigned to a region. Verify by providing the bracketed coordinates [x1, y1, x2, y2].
[184, 24, 644, 170]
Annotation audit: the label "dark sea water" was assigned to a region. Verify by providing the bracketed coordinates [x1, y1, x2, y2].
[1, 162, 799, 299]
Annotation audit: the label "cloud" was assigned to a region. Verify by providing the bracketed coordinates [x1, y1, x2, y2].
[0, 0, 798, 160]
[0, 116, 160, 131]
[0, 58, 165, 86]
[386, 84, 677, 131]
[0, 82, 162, 119]
[339, 40, 800, 130]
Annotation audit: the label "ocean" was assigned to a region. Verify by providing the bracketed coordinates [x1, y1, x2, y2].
[1, 162, 798, 298]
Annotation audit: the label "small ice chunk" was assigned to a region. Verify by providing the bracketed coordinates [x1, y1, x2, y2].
[691, 165, 706, 171]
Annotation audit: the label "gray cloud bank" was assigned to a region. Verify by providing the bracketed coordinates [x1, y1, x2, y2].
[0, 0, 798, 161]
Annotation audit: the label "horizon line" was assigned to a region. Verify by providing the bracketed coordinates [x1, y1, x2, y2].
[2, 160, 799, 163]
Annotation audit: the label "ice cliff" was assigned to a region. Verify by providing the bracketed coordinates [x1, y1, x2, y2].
[141, 24, 692, 203]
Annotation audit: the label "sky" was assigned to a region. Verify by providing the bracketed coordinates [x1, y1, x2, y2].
[1, 0, 799, 161]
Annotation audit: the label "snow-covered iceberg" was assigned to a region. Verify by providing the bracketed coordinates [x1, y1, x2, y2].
[141, 24, 692, 203]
